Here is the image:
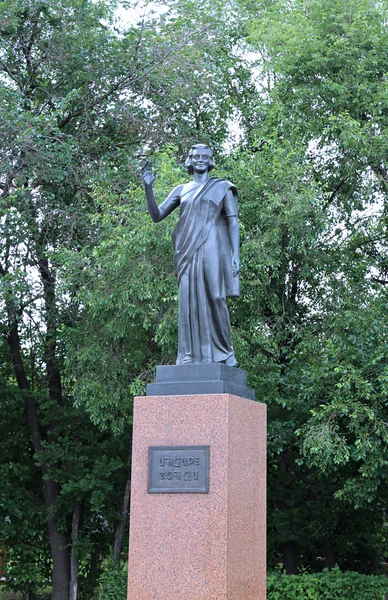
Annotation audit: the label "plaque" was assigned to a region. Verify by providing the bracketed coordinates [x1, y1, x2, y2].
[148, 446, 210, 493]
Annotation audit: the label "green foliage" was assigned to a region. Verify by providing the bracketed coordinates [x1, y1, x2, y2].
[1, 0, 388, 587]
[0, 383, 132, 595]
[94, 562, 388, 600]
[62, 148, 186, 431]
[3, 544, 51, 597]
[267, 568, 388, 600]
[97, 560, 127, 600]
[0, 0, 255, 593]
[0, 361, 51, 595]
[230, 0, 388, 570]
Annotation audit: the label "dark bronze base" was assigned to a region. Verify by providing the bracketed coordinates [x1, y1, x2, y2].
[146, 364, 255, 400]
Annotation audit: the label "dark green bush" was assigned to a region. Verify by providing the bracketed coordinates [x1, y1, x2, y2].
[97, 560, 127, 600]
[96, 562, 388, 600]
[267, 567, 388, 600]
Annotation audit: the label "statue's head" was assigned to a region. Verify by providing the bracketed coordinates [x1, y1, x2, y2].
[185, 144, 215, 174]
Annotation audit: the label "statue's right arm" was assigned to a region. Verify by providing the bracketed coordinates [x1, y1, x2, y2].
[145, 183, 182, 223]
[142, 160, 181, 223]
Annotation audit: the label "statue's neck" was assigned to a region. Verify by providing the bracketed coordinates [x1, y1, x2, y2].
[193, 172, 209, 184]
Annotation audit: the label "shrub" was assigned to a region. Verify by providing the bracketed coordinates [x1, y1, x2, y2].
[267, 567, 388, 600]
[97, 560, 127, 600]
[96, 562, 388, 600]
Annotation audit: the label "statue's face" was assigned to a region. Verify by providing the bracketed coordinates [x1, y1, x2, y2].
[192, 149, 211, 173]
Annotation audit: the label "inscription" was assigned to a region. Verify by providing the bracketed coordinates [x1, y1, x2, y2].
[148, 446, 209, 493]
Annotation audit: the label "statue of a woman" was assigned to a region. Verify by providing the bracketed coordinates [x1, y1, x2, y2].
[142, 144, 240, 366]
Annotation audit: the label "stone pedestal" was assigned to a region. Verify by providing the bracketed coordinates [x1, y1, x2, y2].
[127, 393, 266, 600]
[147, 364, 255, 400]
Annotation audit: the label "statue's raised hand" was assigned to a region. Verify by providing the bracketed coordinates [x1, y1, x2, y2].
[142, 160, 157, 187]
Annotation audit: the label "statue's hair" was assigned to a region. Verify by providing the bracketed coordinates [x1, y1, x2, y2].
[185, 144, 215, 174]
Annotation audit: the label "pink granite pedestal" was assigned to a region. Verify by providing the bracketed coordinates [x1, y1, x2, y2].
[127, 394, 266, 600]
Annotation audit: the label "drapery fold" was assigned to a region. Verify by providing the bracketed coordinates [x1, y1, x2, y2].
[171, 178, 239, 365]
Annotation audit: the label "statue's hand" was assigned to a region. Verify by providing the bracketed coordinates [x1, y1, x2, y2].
[232, 255, 240, 277]
[142, 160, 157, 187]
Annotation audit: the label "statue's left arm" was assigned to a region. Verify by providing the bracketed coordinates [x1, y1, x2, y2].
[224, 189, 240, 277]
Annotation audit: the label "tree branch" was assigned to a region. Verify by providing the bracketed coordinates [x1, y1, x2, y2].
[323, 178, 346, 210]
[280, 452, 319, 502]
[58, 25, 211, 129]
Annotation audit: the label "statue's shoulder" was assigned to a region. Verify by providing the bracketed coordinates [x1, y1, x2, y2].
[171, 183, 185, 196]
[180, 181, 196, 195]
[210, 177, 236, 187]
[210, 178, 238, 199]
[223, 179, 238, 194]
[164, 183, 185, 206]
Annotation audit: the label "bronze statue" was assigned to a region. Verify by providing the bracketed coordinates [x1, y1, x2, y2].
[142, 144, 240, 366]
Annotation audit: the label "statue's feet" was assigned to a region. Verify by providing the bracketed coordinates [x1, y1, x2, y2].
[177, 355, 193, 365]
[224, 354, 237, 367]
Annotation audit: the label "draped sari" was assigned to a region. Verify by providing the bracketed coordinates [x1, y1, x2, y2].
[169, 178, 239, 365]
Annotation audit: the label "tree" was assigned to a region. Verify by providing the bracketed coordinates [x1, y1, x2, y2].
[3, 0, 387, 588]
[61, 0, 388, 571]
[0, 0, 254, 596]
[230, 0, 388, 571]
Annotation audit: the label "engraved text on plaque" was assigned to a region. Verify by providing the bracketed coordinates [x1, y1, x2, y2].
[148, 446, 210, 493]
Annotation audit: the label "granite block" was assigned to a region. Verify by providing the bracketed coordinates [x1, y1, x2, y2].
[127, 394, 266, 600]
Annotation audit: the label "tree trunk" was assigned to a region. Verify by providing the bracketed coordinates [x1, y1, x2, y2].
[6, 315, 70, 600]
[282, 540, 298, 574]
[113, 468, 132, 568]
[322, 537, 336, 570]
[48, 515, 70, 600]
[70, 500, 81, 600]
[82, 548, 100, 598]
[37, 253, 71, 599]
